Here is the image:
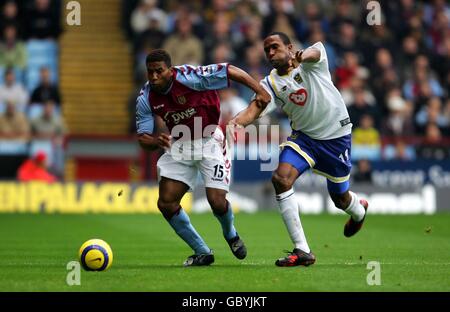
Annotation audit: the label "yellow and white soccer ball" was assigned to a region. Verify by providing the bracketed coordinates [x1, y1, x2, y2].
[79, 239, 113, 271]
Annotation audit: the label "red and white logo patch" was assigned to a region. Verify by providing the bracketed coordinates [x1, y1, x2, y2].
[289, 89, 308, 106]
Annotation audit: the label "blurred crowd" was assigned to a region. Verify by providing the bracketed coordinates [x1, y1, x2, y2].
[2, 0, 446, 184]
[0, 0, 65, 179]
[123, 0, 449, 171]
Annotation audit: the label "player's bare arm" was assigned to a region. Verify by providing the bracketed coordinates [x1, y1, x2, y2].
[138, 115, 171, 150]
[227, 65, 271, 106]
[229, 99, 267, 128]
[138, 133, 171, 150]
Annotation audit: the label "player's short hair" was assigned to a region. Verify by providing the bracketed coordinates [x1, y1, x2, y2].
[146, 49, 172, 67]
[266, 32, 291, 45]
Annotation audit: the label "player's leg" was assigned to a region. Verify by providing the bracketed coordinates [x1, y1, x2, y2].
[199, 130, 247, 259]
[158, 177, 214, 266]
[272, 146, 316, 267]
[157, 154, 214, 266]
[313, 134, 368, 237]
[328, 185, 369, 237]
[205, 187, 247, 259]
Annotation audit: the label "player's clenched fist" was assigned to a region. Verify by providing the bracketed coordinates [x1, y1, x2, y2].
[291, 49, 304, 67]
[157, 133, 172, 149]
[294, 50, 304, 62]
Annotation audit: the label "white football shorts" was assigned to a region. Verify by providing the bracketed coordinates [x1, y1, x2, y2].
[157, 128, 231, 192]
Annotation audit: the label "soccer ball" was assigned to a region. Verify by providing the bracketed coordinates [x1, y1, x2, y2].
[78, 239, 113, 271]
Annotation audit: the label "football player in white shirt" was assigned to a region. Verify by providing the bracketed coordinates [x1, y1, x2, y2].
[230, 32, 369, 267]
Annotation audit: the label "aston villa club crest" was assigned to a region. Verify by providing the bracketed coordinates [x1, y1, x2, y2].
[177, 96, 187, 105]
[294, 73, 302, 83]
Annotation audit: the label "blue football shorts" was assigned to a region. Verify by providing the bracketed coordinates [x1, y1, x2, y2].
[279, 130, 352, 194]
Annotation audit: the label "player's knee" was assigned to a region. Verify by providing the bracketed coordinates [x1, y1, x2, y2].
[272, 172, 294, 192]
[207, 193, 227, 214]
[157, 198, 179, 215]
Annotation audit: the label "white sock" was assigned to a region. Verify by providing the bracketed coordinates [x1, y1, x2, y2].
[345, 191, 366, 222]
[276, 188, 310, 253]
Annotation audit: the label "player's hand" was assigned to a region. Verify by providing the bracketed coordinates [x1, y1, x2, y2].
[226, 119, 243, 143]
[227, 118, 243, 132]
[157, 133, 172, 149]
[228, 118, 243, 129]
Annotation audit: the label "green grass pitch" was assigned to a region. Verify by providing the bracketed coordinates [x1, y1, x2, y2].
[0, 212, 449, 291]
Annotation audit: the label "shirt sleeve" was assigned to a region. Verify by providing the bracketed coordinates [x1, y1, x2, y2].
[175, 63, 229, 91]
[258, 77, 277, 117]
[300, 41, 328, 73]
[135, 87, 155, 135]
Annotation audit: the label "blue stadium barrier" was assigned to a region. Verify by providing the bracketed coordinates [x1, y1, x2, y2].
[383, 144, 417, 161]
[352, 145, 382, 161]
[0, 140, 29, 155]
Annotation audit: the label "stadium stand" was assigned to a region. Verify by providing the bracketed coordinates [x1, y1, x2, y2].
[0, 0, 448, 183]
[0, 0, 63, 179]
[123, 0, 449, 182]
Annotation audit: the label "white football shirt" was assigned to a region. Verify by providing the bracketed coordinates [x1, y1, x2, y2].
[260, 42, 352, 140]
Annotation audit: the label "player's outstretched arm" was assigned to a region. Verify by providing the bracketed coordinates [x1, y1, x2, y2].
[229, 99, 266, 128]
[227, 65, 271, 107]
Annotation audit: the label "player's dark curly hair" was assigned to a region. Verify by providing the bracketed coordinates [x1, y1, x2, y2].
[266, 31, 291, 45]
[146, 49, 172, 67]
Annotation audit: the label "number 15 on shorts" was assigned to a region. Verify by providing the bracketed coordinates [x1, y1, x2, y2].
[213, 164, 224, 178]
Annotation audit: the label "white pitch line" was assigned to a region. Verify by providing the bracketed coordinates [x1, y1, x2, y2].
[217, 262, 450, 266]
[314, 262, 450, 266]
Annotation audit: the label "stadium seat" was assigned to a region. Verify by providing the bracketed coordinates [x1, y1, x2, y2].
[27, 104, 62, 119]
[27, 104, 44, 119]
[25, 40, 59, 92]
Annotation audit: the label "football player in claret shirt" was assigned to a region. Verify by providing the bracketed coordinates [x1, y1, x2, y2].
[230, 32, 369, 267]
[136, 49, 270, 266]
